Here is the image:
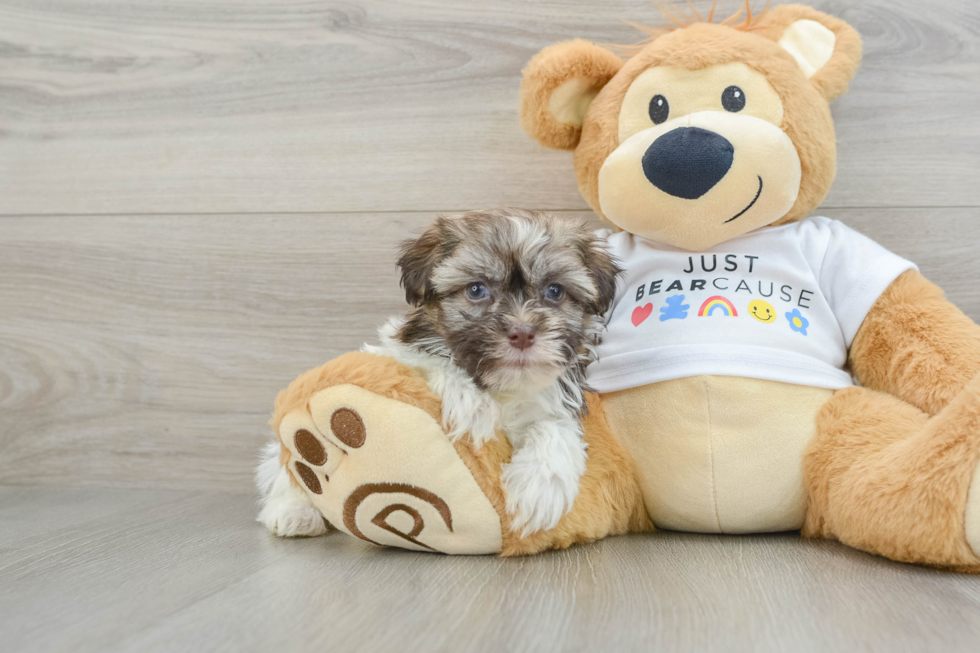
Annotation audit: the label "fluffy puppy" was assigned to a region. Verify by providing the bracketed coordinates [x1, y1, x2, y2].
[257, 208, 621, 537]
[371, 208, 621, 534]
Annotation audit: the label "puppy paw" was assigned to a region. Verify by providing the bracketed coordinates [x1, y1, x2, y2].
[257, 464, 330, 537]
[259, 498, 329, 538]
[438, 380, 500, 448]
[501, 450, 582, 536]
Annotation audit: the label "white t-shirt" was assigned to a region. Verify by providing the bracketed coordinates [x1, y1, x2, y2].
[588, 216, 916, 393]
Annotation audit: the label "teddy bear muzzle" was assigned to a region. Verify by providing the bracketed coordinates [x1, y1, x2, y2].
[597, 110, 802, 251]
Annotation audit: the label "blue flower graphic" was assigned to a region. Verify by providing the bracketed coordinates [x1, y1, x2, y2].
[785, 308, 809, 336]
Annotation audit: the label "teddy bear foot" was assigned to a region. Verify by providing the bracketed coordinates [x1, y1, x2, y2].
[275, 381, 503, 554]
[804, 374, 980, 571]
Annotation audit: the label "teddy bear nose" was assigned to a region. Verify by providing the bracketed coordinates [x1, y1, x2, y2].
[642, 127, 734, 200]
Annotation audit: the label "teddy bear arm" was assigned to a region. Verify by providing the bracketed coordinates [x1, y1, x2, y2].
[849, 269, 980, 415]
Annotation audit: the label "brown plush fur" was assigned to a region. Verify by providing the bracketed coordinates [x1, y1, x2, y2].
[620, 0, 776, 53]
[803, 375, 980, 570]
[626, 3, 862, 101]
[799, 268, 980, 570]
[272, 351, 650, 555]
[754, 4, 863, 102]
[850, 270, 980, 416]
[520, 40, 623, 151]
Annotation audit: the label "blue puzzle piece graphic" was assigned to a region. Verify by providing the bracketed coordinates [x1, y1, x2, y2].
[659, 295, 690, 321]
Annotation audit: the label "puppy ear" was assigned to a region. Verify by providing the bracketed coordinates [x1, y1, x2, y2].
[582, 236, 622, 316]
[758, 5, 862, 101]
[520, 40, 623, 150]
[397, 218, 459, 306]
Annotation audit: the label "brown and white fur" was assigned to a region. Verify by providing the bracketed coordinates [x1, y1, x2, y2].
[257, 208, 621, 537]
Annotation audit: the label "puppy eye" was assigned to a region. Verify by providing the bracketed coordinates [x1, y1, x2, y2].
[648, 94, 669, 125]
[465, 282, 489, 301]
[722, 86, 745, 113]
[544, 283, 565, 301]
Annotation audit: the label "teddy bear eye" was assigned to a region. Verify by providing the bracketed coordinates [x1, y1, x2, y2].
[722, 85, 746, 112]
[648, 94, 670, 124]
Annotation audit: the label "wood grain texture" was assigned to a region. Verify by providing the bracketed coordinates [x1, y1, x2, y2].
[1, 487, 979, 653]
[0, 0, 979, 215]
[1, 208, 979, 492]
[2, 1, 980, 648]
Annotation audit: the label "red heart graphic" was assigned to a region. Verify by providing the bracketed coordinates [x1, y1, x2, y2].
[631, 303, 653, 326]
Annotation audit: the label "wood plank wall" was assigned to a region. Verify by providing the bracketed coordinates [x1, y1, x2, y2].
[1, 0, 979, 492]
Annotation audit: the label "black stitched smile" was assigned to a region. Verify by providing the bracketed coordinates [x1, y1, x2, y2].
[724, 175, 763, 224]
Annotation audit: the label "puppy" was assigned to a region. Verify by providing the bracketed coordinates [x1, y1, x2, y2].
[257, 208, 621, 537]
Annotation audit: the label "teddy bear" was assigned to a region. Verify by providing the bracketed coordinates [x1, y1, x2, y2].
[262, 3, 980, 569]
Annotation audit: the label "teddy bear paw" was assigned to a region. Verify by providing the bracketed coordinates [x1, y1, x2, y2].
[275, 382, 503, 554]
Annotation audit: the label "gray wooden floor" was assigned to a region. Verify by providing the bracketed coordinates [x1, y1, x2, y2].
[2, 1, 980, 651]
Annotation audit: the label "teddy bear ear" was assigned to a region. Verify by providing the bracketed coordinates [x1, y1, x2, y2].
[520, 40, 623, 150]
[758, 5, 863, 101]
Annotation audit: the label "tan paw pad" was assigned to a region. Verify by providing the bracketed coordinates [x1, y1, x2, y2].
[330, 408, 366, 448]
[279, 383, 502, 554]
[279, 410, 343, 496]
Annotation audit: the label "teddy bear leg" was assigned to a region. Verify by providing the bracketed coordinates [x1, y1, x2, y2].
[265, 351, 648, 555]
[802, 373, 980, 571]
[267, 351, 504, 554]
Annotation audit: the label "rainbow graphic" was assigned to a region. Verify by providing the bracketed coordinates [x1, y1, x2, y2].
[698, 295, 738, 317]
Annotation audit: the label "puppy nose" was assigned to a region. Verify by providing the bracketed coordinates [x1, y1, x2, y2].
[508, 325, 536, 351]
[642, 126, 734, 200]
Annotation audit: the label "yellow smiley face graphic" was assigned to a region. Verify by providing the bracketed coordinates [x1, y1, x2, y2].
[748, 299, 776, 323]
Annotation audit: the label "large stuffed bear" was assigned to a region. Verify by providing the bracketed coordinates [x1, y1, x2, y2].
[263, 4, 980, 569]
